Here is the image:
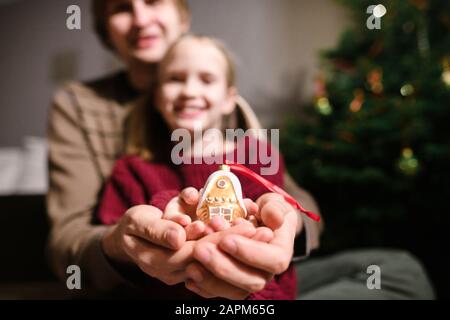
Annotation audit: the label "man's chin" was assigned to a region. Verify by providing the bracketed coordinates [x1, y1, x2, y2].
[132, 48, 166, 64]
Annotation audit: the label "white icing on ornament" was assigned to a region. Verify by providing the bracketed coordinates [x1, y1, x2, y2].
[196, 165, 247, 223]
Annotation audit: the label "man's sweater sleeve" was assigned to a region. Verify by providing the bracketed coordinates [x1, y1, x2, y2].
[46, 85, 135, 292]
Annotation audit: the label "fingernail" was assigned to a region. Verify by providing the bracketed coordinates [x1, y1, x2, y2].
[196, 246, 211, 263]
[181, 215, 191, 226]
[187, 189, 196, 198]
[221, 238, 237, 254]
[166, 229, 179, 248]
[187, 268, 203, 282]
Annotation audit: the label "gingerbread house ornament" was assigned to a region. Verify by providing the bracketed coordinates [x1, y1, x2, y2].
[196, 164, 247, 224]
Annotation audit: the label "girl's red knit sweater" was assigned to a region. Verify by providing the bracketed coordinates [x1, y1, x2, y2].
[96, 137, 296, 300]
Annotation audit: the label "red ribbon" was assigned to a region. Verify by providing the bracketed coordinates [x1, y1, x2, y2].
[224, 161, 321, 222]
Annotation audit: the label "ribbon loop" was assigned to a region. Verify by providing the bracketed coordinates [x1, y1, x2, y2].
[224, 161, 321, 222]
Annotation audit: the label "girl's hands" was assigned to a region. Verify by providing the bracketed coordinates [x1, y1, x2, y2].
[100, 202, 272, 288]
[163, 187, 206, 240]
[100, 189, 297, 297]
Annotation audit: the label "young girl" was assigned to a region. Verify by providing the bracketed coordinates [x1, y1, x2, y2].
[95, 34, 296, 299]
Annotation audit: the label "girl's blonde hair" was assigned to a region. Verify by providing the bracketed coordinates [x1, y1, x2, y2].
[158, 34, 237, 87]
[125, 34, 237, 161]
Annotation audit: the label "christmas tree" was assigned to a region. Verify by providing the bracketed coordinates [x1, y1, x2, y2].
[281, 0, 450, 274]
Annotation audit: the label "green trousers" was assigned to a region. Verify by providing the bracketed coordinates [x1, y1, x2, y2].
[295, 249, 435, 300]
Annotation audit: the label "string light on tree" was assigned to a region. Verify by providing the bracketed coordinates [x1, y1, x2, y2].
[442, 57, 450, 87]
[373, 4, 387, 18]
[367, 68, 384, 94]
[397, 148, 420, 176]
[350, 89, 365, 112]
[316, 97, 333, 116]
[314, 76, 333, 115]
[400, 83, 415, 97]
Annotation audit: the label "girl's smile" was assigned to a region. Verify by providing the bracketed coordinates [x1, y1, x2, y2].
[174, 101, 208, 119]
